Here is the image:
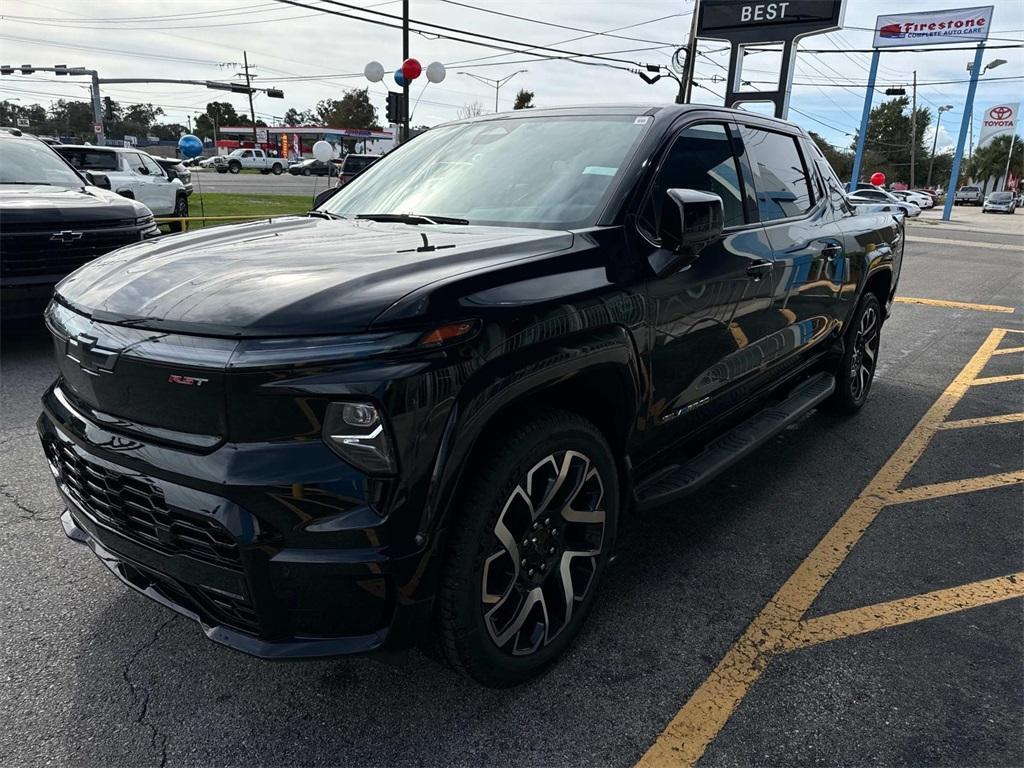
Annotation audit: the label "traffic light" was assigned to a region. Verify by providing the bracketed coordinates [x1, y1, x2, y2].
[54, 64, 68, 76]
[266, 88, 284, 99]
[20, 64, 34, 74]
[0, 65, 13, 76]
[386, 91, 405, 125]
[885, 87, 906, 96]
[229, 82, 252, 94]
[103, 96, 114, 120]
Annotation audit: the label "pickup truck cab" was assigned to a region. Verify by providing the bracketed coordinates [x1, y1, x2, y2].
[39, 105, 903, 687]
[217, 148, 285, 175]
[55, 145, 188, 219]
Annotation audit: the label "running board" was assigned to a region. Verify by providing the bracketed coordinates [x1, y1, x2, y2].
[635, 372, 836, 509]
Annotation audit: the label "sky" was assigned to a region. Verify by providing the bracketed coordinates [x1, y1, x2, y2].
[0, 0, 1021, 152]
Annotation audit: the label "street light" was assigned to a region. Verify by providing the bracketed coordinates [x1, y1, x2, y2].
[983, 58, 1007, 74]
[926, 104, 954, 188]
[457, 70, 527, 113]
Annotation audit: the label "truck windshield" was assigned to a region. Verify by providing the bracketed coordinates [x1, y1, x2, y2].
[320, 115, 650, 229]
[3, 140, 85, 187]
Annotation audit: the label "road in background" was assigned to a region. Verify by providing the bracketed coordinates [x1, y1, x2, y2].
[190, 170, 332, 197]
[1, 218, 1021, 767]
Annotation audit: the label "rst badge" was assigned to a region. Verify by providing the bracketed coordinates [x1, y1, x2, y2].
[167, 374, 209, 387]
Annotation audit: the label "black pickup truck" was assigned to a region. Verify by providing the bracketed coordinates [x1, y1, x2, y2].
[39, 105, 902, 687]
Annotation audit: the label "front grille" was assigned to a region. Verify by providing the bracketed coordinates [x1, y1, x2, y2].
[193, 586, 261, 633]
[49, 440, 242, 571]
[1, 228, 141, 277]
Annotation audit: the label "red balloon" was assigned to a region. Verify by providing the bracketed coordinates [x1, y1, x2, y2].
[401, 58, 422, 81]
[870, 172, 886, 187]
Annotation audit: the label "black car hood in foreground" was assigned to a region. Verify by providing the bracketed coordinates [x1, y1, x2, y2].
[55, 216, 574, 336]
[0, 184, 146, 224]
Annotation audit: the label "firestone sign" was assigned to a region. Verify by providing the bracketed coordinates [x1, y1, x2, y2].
[873, 6, 993, 48]
[978, 102, 1019, 147]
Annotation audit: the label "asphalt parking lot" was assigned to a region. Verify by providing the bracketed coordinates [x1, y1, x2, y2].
[1, 214, 1021, 767]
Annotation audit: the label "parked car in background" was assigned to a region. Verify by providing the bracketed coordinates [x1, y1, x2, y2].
[151, 156, 193, 196]
[0, 128, 158, 322]
[849, 188, 921, 217]
[954, 185, 983, 205]
[55, 145, 188, 220]
[982, 191, 1017, 214]
[891, 189, 933, 209]
[39, 105, 904, 687]
[334, 153, 381, 187]
[198, 155, 225, 169]
[288, 158, 337, 177]
[216, 148, 285, 175]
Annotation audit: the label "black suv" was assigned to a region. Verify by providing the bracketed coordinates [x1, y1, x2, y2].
[0, 129, 159, 322]
[38, 106, 902, 686]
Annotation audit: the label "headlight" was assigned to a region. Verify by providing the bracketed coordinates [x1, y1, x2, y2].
[323, 402, 397, 475]
[135, 214, 155, 226]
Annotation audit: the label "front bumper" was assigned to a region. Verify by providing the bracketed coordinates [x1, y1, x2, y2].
[38, 390, 435, 659]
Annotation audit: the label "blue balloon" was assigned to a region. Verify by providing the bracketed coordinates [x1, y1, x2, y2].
[394, 68, 407, 87]
[177, 134, 204, 159]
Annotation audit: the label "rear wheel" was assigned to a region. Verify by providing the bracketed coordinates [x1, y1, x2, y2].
[824, 292, 882, 415]
[302, 168, 311, 176]
[228, 162, 241, 174]
[438, 410, 618, 687]
[170, 195, 188, 232]
[271, 163, 283, 175]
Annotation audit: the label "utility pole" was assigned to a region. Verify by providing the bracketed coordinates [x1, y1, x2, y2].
[680, 11, 700, 104]
[1002, 137, 1016, 191]
[457, 71, 528, 113]
[243, 51, 258, 146]
[402, 0, 409, 144]
[910, 70, 917, 189]
[926, 105, 953, 188]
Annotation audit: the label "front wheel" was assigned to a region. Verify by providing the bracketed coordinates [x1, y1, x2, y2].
[824, 292, 882, 415]
[271, 163, 283, 175]
[438, 410, 619, 687]
[302, 168, 311, 177]
[228, 162, 241, 174]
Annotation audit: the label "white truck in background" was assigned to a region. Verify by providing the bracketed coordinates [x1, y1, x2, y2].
[216, 148, 285, 175]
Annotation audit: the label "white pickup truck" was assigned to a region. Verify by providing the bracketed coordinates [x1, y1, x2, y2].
[216, 148, 285, 175]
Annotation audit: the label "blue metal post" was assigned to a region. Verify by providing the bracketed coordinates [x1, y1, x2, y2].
[943, 43, 986, 221]
[849, 49, 880, 192]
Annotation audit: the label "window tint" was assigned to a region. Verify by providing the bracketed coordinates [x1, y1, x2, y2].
[643, 123, 746, 234]
[140, 154, 163, 177]
[740, 127, 814, 220]
[56, 148, 119, 171]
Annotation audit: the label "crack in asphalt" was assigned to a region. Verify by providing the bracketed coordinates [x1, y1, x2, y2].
[0, 482, 59, 522]
[122, 616, 177, 768]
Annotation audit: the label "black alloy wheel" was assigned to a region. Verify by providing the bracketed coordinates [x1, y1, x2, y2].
[825, 292, 882, 414]
[438, 410, 618, 687]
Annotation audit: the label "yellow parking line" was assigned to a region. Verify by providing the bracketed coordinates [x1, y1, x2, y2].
[887, 471, 1024, 505]
[894, 297, 1015, 313]
[636, 328, 1010, 768]
[782, 573, 1024, 652]
[992, 346, 1024, 356]
[940, 413, 1024, 430]
[972, 373, 1024, 386]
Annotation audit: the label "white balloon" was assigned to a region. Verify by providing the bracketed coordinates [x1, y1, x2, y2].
[425, 61, 446, 84]
[312, 140, 334, 163]
[364, 61, 385, 83]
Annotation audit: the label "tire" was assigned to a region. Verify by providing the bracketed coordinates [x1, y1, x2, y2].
[302, 168, 311, 177]
[228, 162, 241, 174]
[170, 195, 188, 232]
[271, 163, 283, 175]
[824, 292, 883, 415]
[437, 410, 619, 688]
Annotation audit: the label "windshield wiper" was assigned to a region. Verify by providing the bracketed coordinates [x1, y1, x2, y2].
[355, 213, 469, 225]
[306, 210, 345, 220]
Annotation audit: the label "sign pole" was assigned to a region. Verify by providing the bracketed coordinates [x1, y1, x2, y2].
[849, 49, 879, 192]
[1002, 134, 1016, 190]
[942, 42, 985, 221]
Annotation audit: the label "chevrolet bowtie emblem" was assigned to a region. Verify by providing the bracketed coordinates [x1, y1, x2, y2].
[66, 334, 119, 376]
[50, 230, 84, 244]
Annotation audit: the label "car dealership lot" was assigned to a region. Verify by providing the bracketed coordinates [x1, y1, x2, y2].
[1, 218, 1021, 767]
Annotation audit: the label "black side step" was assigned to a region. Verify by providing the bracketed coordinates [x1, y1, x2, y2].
[635, 372, 836, 509]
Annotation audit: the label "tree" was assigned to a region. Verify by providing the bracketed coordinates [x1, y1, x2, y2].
[965, 134, 1023, 192]
[850, 96, 931, 185]
[49, 99, 95, 140]
[283, 107, 316, 126]
[195, 102, 239, 140]
[513, 89, 534, 110]
[458, 101, 484, 119]
[809, 131, 853, 181]
[151, 123, 187, 140]
[315, 89, 379, 129]
[122, 103, 163, 129]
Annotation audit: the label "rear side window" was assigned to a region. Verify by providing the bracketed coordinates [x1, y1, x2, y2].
[641, 123, 747, 236]
[740, 127, 814, 221]
[344, 156, 375, 173]
[57, 148, 118, 171]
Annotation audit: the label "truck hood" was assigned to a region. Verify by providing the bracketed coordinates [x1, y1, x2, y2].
[0, 184, 146, 224]
[55, 216, 574, 336]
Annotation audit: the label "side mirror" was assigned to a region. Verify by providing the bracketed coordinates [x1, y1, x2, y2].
[313, 187, 341, 208]
[85, 172, 111, 190]
[653, 189, 724, 274]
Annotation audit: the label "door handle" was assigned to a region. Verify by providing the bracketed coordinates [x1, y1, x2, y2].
[746, 260, 772, 280]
